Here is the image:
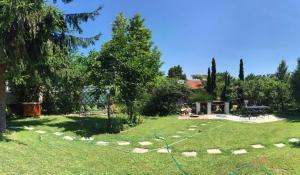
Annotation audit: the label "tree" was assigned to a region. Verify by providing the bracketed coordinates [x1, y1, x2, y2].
[291, 59, 300, 105]
[0, 0, 101, 132]
[211, 58, 217, 93]
[276, 60, 288, 81]
[94, 13, 162, 125]
[206, 68, 212, 93]
[142, 79, 190, 116]
[239, 59, 245, 81]
[221, 72, 231, 101]
[167, 65, 187, 80]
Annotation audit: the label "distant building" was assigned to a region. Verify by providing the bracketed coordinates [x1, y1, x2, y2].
[185, 80, 203, 90]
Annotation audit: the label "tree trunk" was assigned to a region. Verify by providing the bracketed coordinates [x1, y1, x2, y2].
[107, 92, 112, 132]
[0, 64, 6, 132]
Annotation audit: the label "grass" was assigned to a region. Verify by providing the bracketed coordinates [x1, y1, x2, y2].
[1, 115, 300, 175]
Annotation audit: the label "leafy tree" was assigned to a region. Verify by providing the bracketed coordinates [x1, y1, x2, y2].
[243, 77, 291, 110]
[291, 59, 300, 105]
[0, 0, 101, 132]
[94, 13, 162, 124]
[168, 65, 187, 80]
[206, 68, 212, 93]
[211, 58, 217, 93]
[239, 59, 245, 81]
[276, 60, 288, 81]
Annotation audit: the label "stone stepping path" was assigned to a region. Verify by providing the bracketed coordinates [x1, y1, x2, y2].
[132, 148, 148, 154]
[251, 144, 265, 149]
[53, 132, 64, 136]
[172, 135, 181, 138]
[182, 151, 197, 157]
[289, 138, 300, 143]
[28, 129, 300, 157]
[117, 141, 130, 146]
[138, 141, 153, 146]
[233, 149, 247, 155]
[201, 124, 208, 126]
[207, 149, 222, 154]
[80, 137, 94, 141]
[24, 126, 34, 131]
[35, 130, 46, 134]
[63, 136, 75, 141]
[157, 148, 171, 154]
[274, 143, 285, 148]
[96, 141, 109, 146]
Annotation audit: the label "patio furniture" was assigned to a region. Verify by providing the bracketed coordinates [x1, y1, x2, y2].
[243, 105, 270, 119]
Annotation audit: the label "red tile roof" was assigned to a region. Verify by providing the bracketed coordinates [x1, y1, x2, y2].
[185, 80, 203, 90]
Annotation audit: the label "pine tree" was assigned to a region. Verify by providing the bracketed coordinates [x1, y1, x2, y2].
[239, 59, 244, 81]
[0, 0, 101, 132]
[206, 68, 212, 93]
[276, 60, 288, 81]
[211, 58, 217, 93]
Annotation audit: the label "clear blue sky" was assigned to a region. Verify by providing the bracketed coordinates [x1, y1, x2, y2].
[52, 0, 300, 78]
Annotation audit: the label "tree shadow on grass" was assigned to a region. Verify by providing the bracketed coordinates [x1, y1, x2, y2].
[275, 110, 300, 122]
[46, 116, 127, 137]
[291, 142, 300, 148]
[7, 118, 54, 132]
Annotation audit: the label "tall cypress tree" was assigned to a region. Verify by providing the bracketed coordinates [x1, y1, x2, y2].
[211, 58, 217, 93]
[206, 68, 212, 93]
[239, 59, 244, 81]
[221, 72, 231, 101]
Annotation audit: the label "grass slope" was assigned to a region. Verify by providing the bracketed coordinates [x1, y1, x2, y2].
[1, 115, 300, 175]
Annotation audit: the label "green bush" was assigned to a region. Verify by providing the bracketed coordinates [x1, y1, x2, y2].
[189, 90, 212, 102]
[142, 79, 190, 116]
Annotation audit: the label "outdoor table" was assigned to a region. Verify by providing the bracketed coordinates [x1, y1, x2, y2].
[244, 106, 270, 119]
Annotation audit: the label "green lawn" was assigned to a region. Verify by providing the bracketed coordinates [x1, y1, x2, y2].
[1, 115, 300, 175]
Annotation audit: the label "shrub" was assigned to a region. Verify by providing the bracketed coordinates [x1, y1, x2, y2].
[142, 79, 190, 116]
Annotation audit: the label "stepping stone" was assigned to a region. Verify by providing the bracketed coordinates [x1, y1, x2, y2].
[35, 130, 46, 134]
[138, 141, 153, 146]
[24, 126, 34, 130]
[96, 141, 109, 146]
[201, 124, 207, 126]
[190, 125, 198, 128]
[117, 141, 130, 146]
[157, 148, 171, 154]
[289, 138, 300, 143]
[233, 149, 247, 155]
[80, 137, 94, 141]
[53, 132, 63, 136]
[182, 151, 197, 157]
[154, 137, 165, 141]
[177, 131, 184, 134]
[274, 143, 285, 148]
[251, 144, 265, 149]
[132, 148, 148, 154]
[188, 128, 196, 131]
[63, 136, 74, 141]
[207, 149, 222, 154]
[172, 135, 181, 138]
